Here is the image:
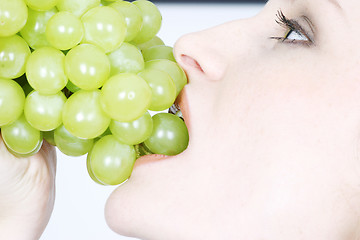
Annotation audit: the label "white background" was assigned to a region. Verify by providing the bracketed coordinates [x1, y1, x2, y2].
[40, 3, 264, 240]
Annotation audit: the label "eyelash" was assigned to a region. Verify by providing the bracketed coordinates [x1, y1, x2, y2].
[270, 10, 314, 46]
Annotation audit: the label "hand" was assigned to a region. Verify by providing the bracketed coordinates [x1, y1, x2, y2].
[0, 136, 56, 240]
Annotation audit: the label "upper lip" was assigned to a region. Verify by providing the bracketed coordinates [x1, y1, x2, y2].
[175, 87, 191, 134]
[132, 88, 191, 169]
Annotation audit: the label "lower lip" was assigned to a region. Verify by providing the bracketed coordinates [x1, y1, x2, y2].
[176, 88, 191, 135]
[133, 154, 171, 169]
[133, 90, 189, 170]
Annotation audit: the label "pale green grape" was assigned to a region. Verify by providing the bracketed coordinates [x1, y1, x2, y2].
[143, 45, 176, 62]
[26, 47, 68, 95]
[54, 125, 94, 156]
[81, 6, 126, 53]
[14, 74, 28, 87]
[138, 68, 176, 111]
[107, 42, 144, 76]
[100, 73, 152, 122]
[89, 135, 136, 185]
[0, 79, 25, 126]
[132, 0, 162, 44]
[136, 36, 164, 51]
[43, 130, 56, 146]
[2, 115, 43, 155]
[7, 139, 43, 158]
[24, 90, 67, 131]
[57, 0, 100, 17]
[46, 11, 84, 50]
[144, 113, 189, 156]
[145, 59, 187, 97]
[0, 0, 28, 37]
[66, 80, 80, 93]
[20, 8, 58, 50]
[86, 152, 105, 185]
[25, 0, 59, 11]
[0, 35, 31, 79]
[135, 143, 153, 158]
[110, 111, 153, 145]
[62, 89, 110, 139]
[95, 127, 111, 141]
[22, 83, 34, 96]
[109, 1, 142, 42]
[65, 44, 110, 90]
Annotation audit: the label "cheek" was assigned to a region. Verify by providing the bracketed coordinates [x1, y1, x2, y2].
[206, 60, 360, 156]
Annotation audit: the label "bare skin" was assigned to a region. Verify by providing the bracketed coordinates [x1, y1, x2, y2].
[4, 0, 360, 239]
[0, 137, 56, 240]
[105, 0, 360, 239]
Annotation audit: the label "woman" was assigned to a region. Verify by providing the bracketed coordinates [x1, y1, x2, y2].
[2, 0, 360, 239]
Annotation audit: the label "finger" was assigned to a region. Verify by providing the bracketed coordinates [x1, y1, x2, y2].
[38, 140, 57, 179]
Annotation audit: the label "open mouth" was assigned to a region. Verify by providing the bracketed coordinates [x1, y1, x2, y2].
[169, 88, 190, 126]
[133, 88, 190, 168]
[168, 102, 183, 119]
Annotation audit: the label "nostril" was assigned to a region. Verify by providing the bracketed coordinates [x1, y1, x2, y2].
[180, 54, 204, 73]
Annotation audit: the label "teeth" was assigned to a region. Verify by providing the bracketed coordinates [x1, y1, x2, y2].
[175, 110, 183, 119]
[168, 103, 183, 120]
[169, 103, 180, 114]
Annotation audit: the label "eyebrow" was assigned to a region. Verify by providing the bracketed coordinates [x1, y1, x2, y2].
[328, 0, 343, 11]
[291, 0, 343, 12]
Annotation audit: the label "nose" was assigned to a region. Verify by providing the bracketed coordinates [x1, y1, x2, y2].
[174, 27, 228, 82]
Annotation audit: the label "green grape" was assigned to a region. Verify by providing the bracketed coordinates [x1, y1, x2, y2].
[2, 115, 43, 155]
[62, 89, 110, 139]
[6, 139, 43, 158]
[135, 143, 153, 158]
[138, 68, 176, 111]
[64, 44, 110, 90]
[54, 125, 94, 156]
[136, 36, 164, 51]
[0, 35, 31, 79]
[110, 111, 153, 145]
[26, 47, 68, 95]
[131, 0, 162, 44]
[142, 45, 176, 62]
[57, 0, 100, 17]
[95, 127, 112, 142]
[0, 0, 28, 37]
[24, 90, 67, 131]
[0, 79, 25, 126]
[107, 42, 144, 76]
[100, 73, 152, 122]
[81, 6, 126, 53]
[22, 83, 34, 96]
[145, 59, 187, 97]
[66, 80, 80, 93]
[109, 1, 142, 42]
[89, 135, 136, 185]
[86, 152, 105, 185]
[14, 74, 28, 87]
[25, 0, 59, 11]
[45, 11, 84, 50]
[20, 8, 58, 50]
[43, 130, 56, 146]
[144, 113, 189, 156]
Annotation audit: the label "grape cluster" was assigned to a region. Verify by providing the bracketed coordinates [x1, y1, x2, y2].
[0, 0, 189, 185]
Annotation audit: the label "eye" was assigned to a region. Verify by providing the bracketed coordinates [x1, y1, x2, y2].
[270, 10, 315, 46]
[284, 28, 309, 42]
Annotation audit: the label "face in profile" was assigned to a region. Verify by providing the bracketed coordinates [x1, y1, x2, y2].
[105, 0, 360, 239]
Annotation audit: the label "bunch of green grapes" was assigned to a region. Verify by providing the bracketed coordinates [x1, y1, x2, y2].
[0, 0, 189, 186]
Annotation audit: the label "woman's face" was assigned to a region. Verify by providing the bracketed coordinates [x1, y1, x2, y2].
[106, 0, 360, 239]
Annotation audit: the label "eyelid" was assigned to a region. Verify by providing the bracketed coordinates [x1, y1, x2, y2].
[270, 10, 316, 46]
